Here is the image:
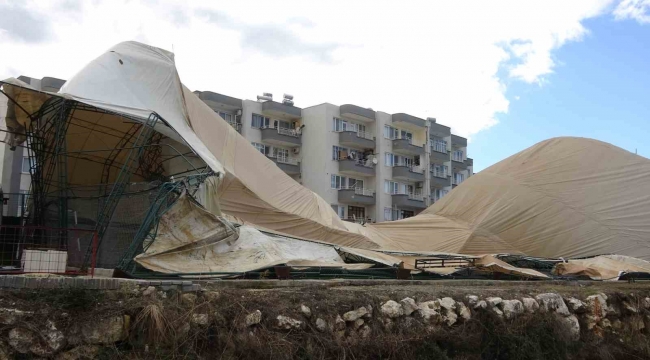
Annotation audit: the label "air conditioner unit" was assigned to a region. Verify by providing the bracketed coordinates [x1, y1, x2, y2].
[292, 148, 300, 154]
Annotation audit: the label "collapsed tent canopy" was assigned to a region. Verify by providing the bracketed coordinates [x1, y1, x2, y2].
[3, 41, 650, 281]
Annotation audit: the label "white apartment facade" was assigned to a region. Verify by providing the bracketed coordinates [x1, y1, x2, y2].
[1, 76, 66, 217]
[195, 90, 473, 223]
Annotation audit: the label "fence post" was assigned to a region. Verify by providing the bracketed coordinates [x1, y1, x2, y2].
[90, 231, 98, 278]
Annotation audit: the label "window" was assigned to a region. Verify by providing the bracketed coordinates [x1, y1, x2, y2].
[331, 205, 345, 219]
[384, 125, 398, 139]
[349, 178, 364, 189]
[17, 190, 29, 216]
[385, 153, 413, 167]
[407, 184, 415, 195]
[251, 142, 269, 155]
[348, 206, 365, 221]
[333, 146, 348, 160]
[400, 130, 413, 142]
[333, 117, 347, 132]
[384, 208, 392, 221]
[431, 163, 448, 177]
[21, 157, 33, 173]
[453, 150, 464, 162]
[331, 175, 347, 189]
[217, 111, 233, 123]
[401, 210, 415, 219]
[384, 180, 400, 194]
[432, 137, 447, 153]
[432, 188, 448, 201]
[384, 153, 394, 166]
[454, 172, 465, 184]
[274, 148, 289, 161]
[251, 114, 270, 128]
[275, 120, 292, 129]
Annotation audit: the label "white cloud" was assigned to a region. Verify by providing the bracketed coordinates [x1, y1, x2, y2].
[614, 0, 650, 23]
[0, 0, 620, 139]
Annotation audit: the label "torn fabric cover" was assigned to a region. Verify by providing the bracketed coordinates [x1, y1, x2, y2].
[552, 255, 650, 281]
[135, 192, 373, 274]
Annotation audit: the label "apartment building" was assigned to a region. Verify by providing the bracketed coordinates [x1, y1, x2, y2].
[195, 90, 473, 223]
[1, 76, 66, 217]
[194, 91, 303, 182]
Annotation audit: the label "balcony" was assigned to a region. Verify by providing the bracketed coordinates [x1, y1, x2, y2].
[41, 77, 66, 92]
[430, 146, 450, 162]
[261, 126, 301, 147]
[340, 104, 375, 123]
[338, 158, 376, 177]
[452, 159, 467, 171]
[429, 122, 451, 137]
[392, 193, 427, 210]
[392, 138, 425, 156]
[262, 101, 302, 120]
[195, 91, 243, 112]
[392, 165, 425, 182]
[268, 155, 300, 175]
[451, 134, 467, 147]
[430, 171, 451, 188]
[465, 158, 473, 167]
[226, 120, 242, 133]
[392, 113, 426, 130]
[338, 187, 376, 206]
[338, 131, 375, 149]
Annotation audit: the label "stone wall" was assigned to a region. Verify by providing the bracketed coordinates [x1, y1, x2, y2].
[0, 281, 648, 359]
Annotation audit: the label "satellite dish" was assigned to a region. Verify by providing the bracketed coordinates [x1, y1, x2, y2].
[372, 157, 378, 165]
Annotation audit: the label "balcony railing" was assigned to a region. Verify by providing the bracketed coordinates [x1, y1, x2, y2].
[339, 186, 375, 197]
[276, 155, 299, 165]
[431, 169, 447, 178]
[343, 216, 372, 224]
[226, 120, 242, 132]
[337, 130, 374, 140]
[336, 156, 376, 168]
[276, 127, 300, 137]
[261, 125, 301, 137]
[391, 190, 424, 201]
[394, 164, 425, 174]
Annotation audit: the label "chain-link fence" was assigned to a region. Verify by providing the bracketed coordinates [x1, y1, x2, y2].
[35, 181, 164, 269]
[0, 225, 97, 275]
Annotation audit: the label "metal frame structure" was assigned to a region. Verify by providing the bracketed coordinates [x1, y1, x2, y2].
[116, 171, 215, 275]
[0, 83, 214, 271]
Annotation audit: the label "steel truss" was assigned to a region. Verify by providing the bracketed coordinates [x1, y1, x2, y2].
[1, 91, 214, 270]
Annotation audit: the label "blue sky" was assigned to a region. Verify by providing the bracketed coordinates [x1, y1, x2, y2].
[473, 15, 650, 171]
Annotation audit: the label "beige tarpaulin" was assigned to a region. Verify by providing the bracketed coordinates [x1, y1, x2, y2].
[372, 137, 650, 260]
[135, 192, 373, 273]
[553, 255, 650, 281]
[7, 41, 650, 276]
